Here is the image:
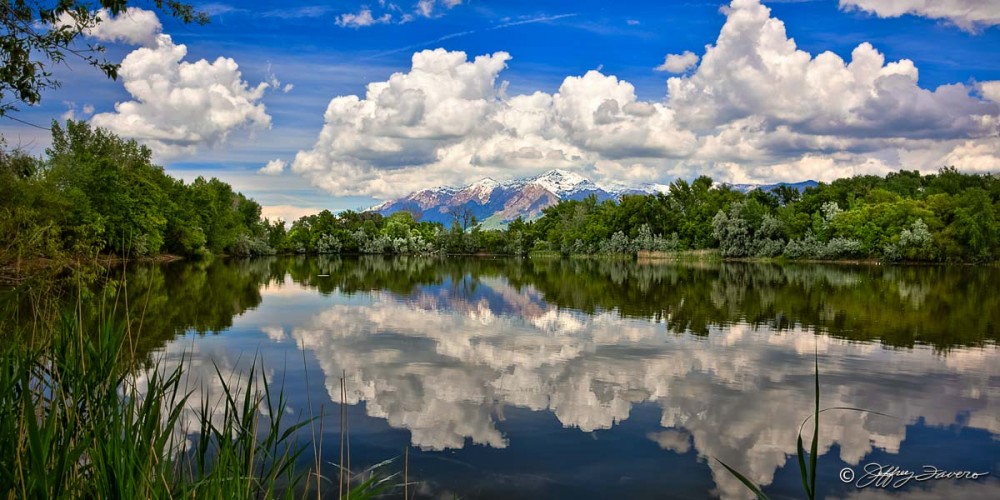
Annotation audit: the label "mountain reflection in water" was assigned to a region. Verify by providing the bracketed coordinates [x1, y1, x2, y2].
[122, 257, 999, 499]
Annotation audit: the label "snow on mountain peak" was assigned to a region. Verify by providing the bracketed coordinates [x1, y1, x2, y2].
[470, 177, 500, 189]
[459, 177, 501, 203]
[528, 169, 593, 194]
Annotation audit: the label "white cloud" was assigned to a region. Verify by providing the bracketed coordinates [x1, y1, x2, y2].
[839, 0, 1000, 33]
[416, 0, 435, 17]
[264, 69, 294, 93]
[61, 101, 95, 121]
[662, 0, 1000, 183]
[667, 0, 997, 138]
[415, 0, 462, 18]
[201, 3, 244, 17]
[90, 33, 271, 158]
[979, 80, 1000, 103]
[135, 340, 271, 455]
[279, 273, 1000, 498]
[291, 0, 1000, 198]
[263, 6, 334, 19]
[336, 8, 392, 28]
[655, 50, 699, 73]
[259, 159, 287, 175]
[260, 205, 330, 225]
[58, 7, 163, 46]
[627, 19, 640, 26]
[292, 49, 695, 198]
[260, 326, 288, 342]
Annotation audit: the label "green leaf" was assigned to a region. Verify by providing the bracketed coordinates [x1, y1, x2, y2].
[715, 458, 770, 500]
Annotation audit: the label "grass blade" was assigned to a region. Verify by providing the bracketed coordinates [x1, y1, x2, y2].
[715, 458, 769, 500]
[809, 347, 819, 500]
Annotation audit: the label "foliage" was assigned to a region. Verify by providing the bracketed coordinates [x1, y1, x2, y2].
[4, 123, 998, 267]
[0, 277, 409, 499]
[712, 200, 785, 258]
[0, 312, 307, 498]
[1, 0, 207, 115]
[503, 167, 998, 262]
[1, 121, 274, 277]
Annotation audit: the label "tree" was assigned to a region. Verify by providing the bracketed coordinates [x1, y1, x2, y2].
[449, 207, 476, 232]
[47, 120, 170, 255]
[772, 184, 801, 206]
[1, 1, 207, 116]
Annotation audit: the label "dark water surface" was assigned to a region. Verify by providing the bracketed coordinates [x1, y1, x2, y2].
[118, 257, 1000, 498]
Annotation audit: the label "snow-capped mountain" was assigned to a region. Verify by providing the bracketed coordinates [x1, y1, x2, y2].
[523, 169, 592, 195]
[726, 180, 818, 193]
[371, 170, 815, 229]
[369, 170, 613, 229]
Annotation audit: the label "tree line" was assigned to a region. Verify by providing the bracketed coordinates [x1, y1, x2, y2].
[525, 168, 999, 262]
[1, 121, 274, 268]
[3, 122, 998, 270]
[278, 167, 999, 263]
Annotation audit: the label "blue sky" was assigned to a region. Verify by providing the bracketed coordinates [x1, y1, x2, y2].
[1, 0, 999, 222]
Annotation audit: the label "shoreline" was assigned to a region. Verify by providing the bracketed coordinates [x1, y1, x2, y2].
[4, 250, 996, 286]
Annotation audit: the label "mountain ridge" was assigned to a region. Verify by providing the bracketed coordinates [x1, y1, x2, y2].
[371, 170, 817, 229]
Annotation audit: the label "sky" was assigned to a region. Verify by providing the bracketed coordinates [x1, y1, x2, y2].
[1, 0, 999, 223]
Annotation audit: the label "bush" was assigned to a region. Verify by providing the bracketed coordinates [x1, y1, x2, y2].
[784, 233, 863, 260]
[316, 234, 342, 254]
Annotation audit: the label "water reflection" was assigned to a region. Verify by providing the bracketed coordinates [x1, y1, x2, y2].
[267, 266, 997, 498]
[112, 257, 1000, 498]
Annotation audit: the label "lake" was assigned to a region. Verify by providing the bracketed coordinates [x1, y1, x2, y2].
[113, 256, 999, 498]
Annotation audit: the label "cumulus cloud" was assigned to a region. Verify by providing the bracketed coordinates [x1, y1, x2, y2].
[662, 0, 1000, 183]
[655, 51, 699, 73]
[90, 33, 272, 158]
[336, 7, 392, 28]
[292, 0, 1000, 198]
[135, 340, 272, 454]
[272, 271, 1000, 498]
[291, 49, 695, 197]
[58, 7, 162, 46]
[259, 159, 287, 175]
[839, 0, 1000, 33]
[980, 80, 1000, 103]
[667, 0, 997, 138]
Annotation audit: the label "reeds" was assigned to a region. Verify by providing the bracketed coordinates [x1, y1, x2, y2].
[717, 348, 892, 500]
[0, 312, 308, 499]
[0, 288, 401, 499]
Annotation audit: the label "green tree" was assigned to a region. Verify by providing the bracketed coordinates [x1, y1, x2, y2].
[47, 120, 169, 255]
[1, 0, 207, 115]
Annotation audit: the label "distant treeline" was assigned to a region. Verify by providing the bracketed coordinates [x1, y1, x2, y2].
[524, 167, 1000, 262]
[3, 122, 998, 267]
[280, 166, 1000, 263]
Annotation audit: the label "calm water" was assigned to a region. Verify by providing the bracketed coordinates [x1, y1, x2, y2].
[119, 257, 999, 498]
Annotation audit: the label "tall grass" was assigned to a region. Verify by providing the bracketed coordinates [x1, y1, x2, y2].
[0, 312, 308, 499]
[0, 288, 400, 499]
[717, 348, 892, 500]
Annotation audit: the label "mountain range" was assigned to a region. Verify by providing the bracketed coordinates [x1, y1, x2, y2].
[371, 169, 817, 229]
